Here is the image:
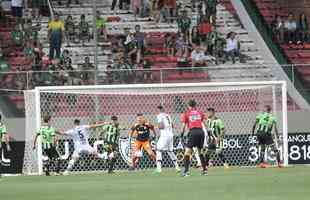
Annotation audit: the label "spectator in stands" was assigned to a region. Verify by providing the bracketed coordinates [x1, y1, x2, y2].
[165, 33, 175, 56]
[0, 5, 6, 24]
[0, 48, 10, 72]
[24, 40, 35, 59]
[31, 0, 41, 20]
[214, 34, 226, 64]
[11, 24, 24, 48]
[175, 32, 189, 57]
[96, 11, 108, 41]
[297, 13, 309, 44]
[131, 0, 141, 20]
[140, 0, 150, 18]
[198, 16, 213, 42]
[190, 26, 200, 46]
[205, 31, 217, 55]
[133, 24, 146, 64]
[60, 49, 73, 71]
[177, 10, 191, 40]
[24, 19, 39, 43]
[66, 0, 80, 7]
[284, 13, 297, 44]
[78, 14, 90, 46]
[123, 28, 136, 59]
[48, 13, 64, 59]
[191, 46, 208, 67]
[64, 15, 76, 46]
[271, 15, 284, 43]
[140, 59, 153, 83]
[204, 0, 217, 24]
[111, 0, 124, 14]
[167, 0, 176, 22]
[79, 56, 95, 84]
[224, 31, 240, 64]
[11, 0, 23, 22]
[32, 50, 43, 71]
[105, 65, 115, 84]
[157, 0, 169, 23]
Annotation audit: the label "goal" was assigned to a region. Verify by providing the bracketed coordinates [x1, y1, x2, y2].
[23, 81, 288, 175]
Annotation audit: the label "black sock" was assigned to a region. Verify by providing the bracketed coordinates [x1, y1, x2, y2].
[199, 154, 206, 171]
[205, 153, 210, 168]
[45, 161, 50, 175]
[218, 152, 226, 163]
[183, 155, 191, 173]
[55, 159, 61, 173]
[108, 158, 116, 173]
[273, 148, 281, 164]
[260, 146, 266, 163]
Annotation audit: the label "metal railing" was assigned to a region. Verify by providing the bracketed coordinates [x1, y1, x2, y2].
[0, 63, 308, 91]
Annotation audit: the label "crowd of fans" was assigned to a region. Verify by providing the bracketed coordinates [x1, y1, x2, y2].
[272, 12, 309, 44]
[0, 0, 248, 89]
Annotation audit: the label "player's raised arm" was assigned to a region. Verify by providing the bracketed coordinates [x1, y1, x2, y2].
[89, 121, 109, 129]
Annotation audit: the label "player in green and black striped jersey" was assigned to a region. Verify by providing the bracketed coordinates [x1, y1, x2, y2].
[33, 115, 63, 176]
[0, 114, 11, 178]
[204, 108, 229, 171]
[252, 105, 282, 168]
[98, 116, 120, 173]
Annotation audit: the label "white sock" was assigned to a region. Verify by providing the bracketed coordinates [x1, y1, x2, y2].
[66, 158, 77, 171]
[156, 151, 162, 171]
[167, 151, 179, 168]
[194, 148, 201, 166]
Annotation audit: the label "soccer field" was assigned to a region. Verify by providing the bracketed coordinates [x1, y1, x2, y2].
[1, 166, 309, 200]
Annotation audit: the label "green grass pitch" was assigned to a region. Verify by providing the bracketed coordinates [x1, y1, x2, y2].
[1, 166, 309, 200]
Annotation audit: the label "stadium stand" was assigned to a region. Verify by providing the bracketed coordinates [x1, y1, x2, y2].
[0, 0, 305, 114]
[253, 0, 310, 88]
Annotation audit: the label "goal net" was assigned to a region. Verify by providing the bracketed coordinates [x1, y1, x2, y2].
[23, 81, 288, 175]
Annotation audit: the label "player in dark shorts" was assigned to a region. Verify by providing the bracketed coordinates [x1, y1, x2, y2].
[129, 114, 156, 170]
[33, 115, 63, 176]
[181, 100, 207, 176]
[252, 105, 283, 168]
[0, 114, 11, 178]
[99, 116, 120, 173]
[204, 108, 229, 170]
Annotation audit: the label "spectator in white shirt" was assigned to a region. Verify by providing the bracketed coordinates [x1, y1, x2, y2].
[224, 32, 240, 64]
[271, 15, 284, 43]
[191, 46, 208, 67]
[284, 13, 297, 44]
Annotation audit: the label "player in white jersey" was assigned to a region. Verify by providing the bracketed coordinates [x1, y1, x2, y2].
[63, 119, 106, 175]
[154, 105, 180, 174]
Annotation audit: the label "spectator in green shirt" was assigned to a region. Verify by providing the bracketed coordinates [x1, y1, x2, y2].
[11, 24, 24, 47]
[0, 48, 9, 72]
[24, 41, 35, 59]
[177, 10, 191, 40]
[96, 11, 107, 41]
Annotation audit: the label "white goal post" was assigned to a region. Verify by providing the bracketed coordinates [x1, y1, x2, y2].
[23, 81, 288, 175]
